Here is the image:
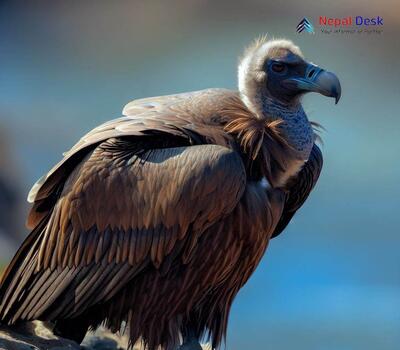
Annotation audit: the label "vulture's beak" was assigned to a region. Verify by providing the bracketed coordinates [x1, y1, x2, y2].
[282, 63, 341, 104]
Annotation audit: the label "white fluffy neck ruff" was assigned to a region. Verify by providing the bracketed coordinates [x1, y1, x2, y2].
[237, 50, 265, 119]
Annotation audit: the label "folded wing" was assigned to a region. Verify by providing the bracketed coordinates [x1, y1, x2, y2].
[0, 140, 246, 324]
[272, 144, 323, 238]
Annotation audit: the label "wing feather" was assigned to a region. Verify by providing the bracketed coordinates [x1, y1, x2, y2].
[272, 144, 323, 238]
[0, 141, 246, 323]
[26, 89, 236, 211]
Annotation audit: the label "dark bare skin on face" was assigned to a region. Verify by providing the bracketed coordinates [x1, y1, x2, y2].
[0, 37, 340, 350]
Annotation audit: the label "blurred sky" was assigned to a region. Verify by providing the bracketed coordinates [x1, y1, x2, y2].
[0, 0, 399, 349]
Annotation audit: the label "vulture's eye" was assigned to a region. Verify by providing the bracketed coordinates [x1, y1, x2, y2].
[271, 62, 286, 73]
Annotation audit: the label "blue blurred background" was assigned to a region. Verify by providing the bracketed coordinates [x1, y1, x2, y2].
[0, 1, 399, 349]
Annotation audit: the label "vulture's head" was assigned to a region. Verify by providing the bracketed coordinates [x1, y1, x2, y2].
[238, 37, 341, 116]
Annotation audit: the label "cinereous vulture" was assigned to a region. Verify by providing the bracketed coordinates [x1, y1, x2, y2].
[0, 37, 341, 350]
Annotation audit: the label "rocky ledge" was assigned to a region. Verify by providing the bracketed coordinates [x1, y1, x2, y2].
[0, 322, 210, 350]
[0, 321, 132, 350]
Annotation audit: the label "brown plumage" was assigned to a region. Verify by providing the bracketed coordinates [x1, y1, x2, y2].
[0, 37, 340, 350]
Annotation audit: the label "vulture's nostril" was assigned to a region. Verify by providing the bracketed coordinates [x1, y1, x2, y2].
[308, 69, 315, 78]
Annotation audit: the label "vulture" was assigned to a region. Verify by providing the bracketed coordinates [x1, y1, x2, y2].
[0, 37, 341, 350]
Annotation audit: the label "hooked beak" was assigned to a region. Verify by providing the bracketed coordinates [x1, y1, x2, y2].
[282, 63, 341, 104]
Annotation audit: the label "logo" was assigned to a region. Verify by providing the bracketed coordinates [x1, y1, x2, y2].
[319, 16, 383, 27]
[296, 18, 314, 33]
[296, 16, 384, 35]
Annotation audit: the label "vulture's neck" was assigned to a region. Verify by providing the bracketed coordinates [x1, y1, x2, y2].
[262, 97, 314, 161]
[225, 91, 315, 187]
[241, 92, 314, 161]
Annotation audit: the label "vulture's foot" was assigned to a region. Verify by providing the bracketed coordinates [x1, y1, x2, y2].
[53, 318, 89, 345]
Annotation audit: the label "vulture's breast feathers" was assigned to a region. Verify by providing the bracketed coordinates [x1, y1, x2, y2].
[203, 91, 312, 188]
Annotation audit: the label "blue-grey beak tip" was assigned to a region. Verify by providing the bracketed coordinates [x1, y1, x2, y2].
[315, 70, 341, 104]
[335, 91, 341, 104]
